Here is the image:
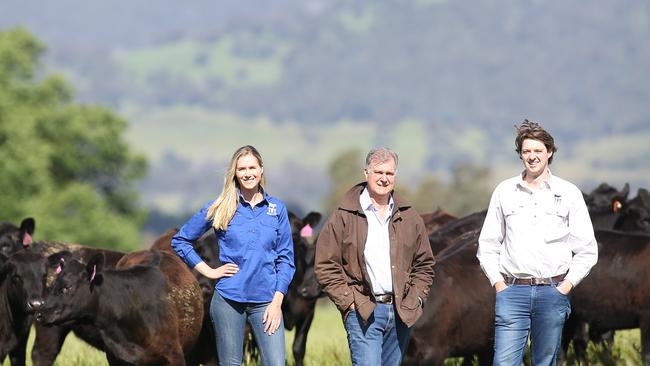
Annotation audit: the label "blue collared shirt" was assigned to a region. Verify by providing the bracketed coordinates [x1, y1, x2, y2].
[172, 192, 295, 303]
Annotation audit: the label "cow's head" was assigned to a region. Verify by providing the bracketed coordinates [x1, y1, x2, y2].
[287, 211, 323, 299]
[36, 252, 104, 326]
[297, 243, 323, 299]
[614, 188, 650, 233]
[0, 249, 49, 314]
[0, 218, 35, 256]
[584, 183, 630, 229]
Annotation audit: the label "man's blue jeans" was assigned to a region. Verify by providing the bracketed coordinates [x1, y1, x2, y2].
[210, 291, 285, 366]
[344, 303, 412, 366]
[493, 284, 571, 366]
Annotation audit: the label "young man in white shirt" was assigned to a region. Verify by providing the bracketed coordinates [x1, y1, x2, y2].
[477, 120, 598, 366]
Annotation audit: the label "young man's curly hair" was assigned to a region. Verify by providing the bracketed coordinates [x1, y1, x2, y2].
[514, 119, 558, 164]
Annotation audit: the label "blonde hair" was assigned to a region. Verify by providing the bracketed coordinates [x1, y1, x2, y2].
[207, 145, 266, 230]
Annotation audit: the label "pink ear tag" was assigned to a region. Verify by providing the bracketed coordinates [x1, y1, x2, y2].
[90, 265, 97, 282]
[56, 258, 65, 274]
[300, 224, 313, 238]
[22, 232, 32, 246]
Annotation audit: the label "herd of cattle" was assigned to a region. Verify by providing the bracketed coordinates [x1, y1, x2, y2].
[1, 182, 649, 365]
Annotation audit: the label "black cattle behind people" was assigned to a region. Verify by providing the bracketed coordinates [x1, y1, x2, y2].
[428, 210, 486, 254]
[584, 182, 630, 229]
[283, 211, 322, 366]
[420, 209, 457, 236]
[0, 240, 124, 366]
[564, 184, 650, 364]
[404, 229, 494, 366]
[568, 230, 650, 365]
[151, 228, 219, 366]
[0, 218, 35, 257]
[36, 249, 203, 366]
[614, 188, 650, 234]
[1, 252, 33, 366]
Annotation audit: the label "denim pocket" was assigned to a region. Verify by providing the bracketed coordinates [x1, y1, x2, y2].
[496, 284, 513, 295]
[553, 283, 569, 297]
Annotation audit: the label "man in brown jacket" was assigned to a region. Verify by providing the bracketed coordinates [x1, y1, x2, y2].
[315, 147, 435, 366]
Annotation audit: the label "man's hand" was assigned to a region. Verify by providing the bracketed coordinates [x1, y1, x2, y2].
[494, 281, 508, 293]
[556, 280, 573, 295]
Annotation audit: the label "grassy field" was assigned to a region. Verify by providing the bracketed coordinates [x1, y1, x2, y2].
[2, 299, 644, 366]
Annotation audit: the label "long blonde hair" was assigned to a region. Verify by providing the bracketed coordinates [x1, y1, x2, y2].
[207, 145, 266, 230]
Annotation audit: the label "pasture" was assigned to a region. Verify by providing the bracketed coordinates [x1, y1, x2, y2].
[2, 299, 644, 366]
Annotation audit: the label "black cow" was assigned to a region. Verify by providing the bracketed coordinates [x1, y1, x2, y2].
[568, 230, 650, 365]
[404, 229, 494, 366]
[283, 211, 322, 366]
[563, 185, 650, 364]
[0, 218, 35, 257]
[1, 252, 35, 366]
[428, 210, 486, 254]
[420, 209, 457, 236]
[36, 249, 204, 365]
[0, 242, 125, 366]
[584, 182, 630, 229]
[150, 227, 220, 366]
[614, 188, 650, 234]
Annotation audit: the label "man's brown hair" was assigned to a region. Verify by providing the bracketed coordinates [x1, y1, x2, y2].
[514, 119, 558, 164]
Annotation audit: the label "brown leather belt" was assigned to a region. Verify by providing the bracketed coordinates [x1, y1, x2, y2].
[503, 273, 566, 286]
[375, 293, 394, 304]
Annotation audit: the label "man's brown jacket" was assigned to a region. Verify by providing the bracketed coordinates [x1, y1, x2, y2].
[315, 183, 436, 327]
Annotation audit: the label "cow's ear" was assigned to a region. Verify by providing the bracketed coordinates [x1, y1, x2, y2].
[20, 218, 35, 235]
[87, 253, 105, 286]
[47, 251, 72, 270]
[303, 212, 323, 228]
[20, 218, 35, 246]
[638, 188, 650, 207]
[621, 183, 631, 200]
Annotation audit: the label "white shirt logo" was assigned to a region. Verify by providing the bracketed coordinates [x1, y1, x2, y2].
[267, 203, 277, 216]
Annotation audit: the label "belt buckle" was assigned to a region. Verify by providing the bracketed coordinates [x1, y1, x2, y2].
[376, 294, 393, 304]
[531, 277, 551, 285]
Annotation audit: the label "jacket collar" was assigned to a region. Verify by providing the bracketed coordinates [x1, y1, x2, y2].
[338, 182, 412, 215]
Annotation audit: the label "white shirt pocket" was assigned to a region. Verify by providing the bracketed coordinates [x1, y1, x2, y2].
[544, 205, 570, 243]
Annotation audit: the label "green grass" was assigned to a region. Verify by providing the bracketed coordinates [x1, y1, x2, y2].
[3, 304, 644, 366]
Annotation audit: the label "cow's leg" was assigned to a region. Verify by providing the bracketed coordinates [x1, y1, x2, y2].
[641, 320, 650, 366]
[31, 323, 69, 366]
[292, 308, 315, 366]
[160, 344, 186, 366]
[8, 336, 27, 366]
[476, 346, 494, 366]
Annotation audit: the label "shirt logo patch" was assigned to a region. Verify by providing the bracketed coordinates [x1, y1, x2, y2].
[267, 203, 278, 216]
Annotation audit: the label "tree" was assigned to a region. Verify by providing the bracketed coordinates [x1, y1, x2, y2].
[322, 148, 364, 214]
[0, 28, 146, 251]
[400, 163, 493, 217]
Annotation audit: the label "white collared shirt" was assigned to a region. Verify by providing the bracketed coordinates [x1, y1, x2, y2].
[360, 187, 394, 295]
[477, 171, 598, 287]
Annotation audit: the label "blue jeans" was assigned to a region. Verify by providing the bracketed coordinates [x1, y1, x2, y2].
[493, 284, 571, 366]
[344, 303, 412, 366]
[210, 291, 285, 366]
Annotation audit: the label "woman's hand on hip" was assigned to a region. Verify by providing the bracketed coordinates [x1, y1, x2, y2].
[194, 261, 238, 280]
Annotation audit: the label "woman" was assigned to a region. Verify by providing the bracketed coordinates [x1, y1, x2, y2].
[171, 145, 294, 366]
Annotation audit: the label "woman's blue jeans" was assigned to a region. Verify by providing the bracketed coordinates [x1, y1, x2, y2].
[210, 291, 285, 366]
[493, 284, 571, 366]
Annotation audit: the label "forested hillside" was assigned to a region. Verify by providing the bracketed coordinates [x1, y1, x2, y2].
[1, 0, 648, 216]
